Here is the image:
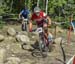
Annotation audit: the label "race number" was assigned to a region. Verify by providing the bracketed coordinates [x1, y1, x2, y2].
[36, 27, 43, 33]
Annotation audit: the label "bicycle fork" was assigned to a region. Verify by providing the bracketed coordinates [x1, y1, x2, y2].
[22, 22, 27, 31]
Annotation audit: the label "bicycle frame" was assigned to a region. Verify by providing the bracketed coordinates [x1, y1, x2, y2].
[36, 27, 45, 48]
[22, 19, 28, 31]
[35, 27, 45, 43]
[36, 27, 49, 57]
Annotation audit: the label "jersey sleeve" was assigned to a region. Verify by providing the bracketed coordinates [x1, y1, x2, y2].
[43, 12, 47, 18]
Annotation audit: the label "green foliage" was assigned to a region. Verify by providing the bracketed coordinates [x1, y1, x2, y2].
[0, 20, 5, 29]
[61, 21, 70, 29]
[0, 7, 4, 14]
[48, 0, 67, 13]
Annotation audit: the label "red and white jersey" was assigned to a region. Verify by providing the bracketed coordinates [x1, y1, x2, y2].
[31, 11, 47, 25]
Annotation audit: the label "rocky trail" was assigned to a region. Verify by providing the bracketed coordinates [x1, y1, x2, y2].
[0, 24, 75, 64]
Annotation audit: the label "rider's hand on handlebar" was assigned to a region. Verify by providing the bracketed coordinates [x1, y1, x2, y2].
[29, 29, 32, 32]
[47, 23, 51, 27]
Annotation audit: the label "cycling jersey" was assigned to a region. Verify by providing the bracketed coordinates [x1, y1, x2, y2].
[20, 9, 30, 19]
[31, 11, 47, 27]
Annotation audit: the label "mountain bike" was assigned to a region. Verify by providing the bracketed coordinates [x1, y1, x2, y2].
[31, 27, 53, 58]
[21, 19, 28, 31]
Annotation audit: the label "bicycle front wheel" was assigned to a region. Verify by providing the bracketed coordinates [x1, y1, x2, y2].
[39, 40, 48, 58]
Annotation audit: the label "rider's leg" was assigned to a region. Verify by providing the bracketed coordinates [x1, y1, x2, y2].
[43, 23, 49, 46]
[43, 23, 53, 46]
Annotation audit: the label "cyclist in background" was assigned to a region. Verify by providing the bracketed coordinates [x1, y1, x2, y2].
[29, 6, 53, 46]
[19, 6, 30, 31]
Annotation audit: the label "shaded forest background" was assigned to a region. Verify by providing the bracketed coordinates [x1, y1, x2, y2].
[0, 0, 75, 28]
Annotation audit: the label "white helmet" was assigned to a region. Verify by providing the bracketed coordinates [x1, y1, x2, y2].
[34, 7, 40, 13]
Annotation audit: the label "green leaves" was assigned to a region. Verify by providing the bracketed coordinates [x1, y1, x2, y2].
[0, 0, 75, 20]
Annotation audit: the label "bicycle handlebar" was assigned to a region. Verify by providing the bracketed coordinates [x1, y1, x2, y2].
[52, 21, 67, 25]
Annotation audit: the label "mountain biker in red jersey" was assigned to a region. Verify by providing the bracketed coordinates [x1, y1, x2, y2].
[29, 6, 53, 46]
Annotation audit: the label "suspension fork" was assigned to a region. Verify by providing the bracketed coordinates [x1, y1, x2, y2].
[22, 20, 27, 31]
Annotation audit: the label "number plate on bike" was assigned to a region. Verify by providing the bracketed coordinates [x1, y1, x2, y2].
[36, 27, 43, 33]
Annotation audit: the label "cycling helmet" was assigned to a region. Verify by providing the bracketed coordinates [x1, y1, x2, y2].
[34, 7, 40, 13]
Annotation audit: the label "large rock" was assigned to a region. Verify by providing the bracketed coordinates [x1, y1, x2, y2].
[0, 35, 5, 41]
[0, 48, 6, 64]
[16, 34, 30, 44]
[5, 57, 21, 64]
[7, 27, 16, 36]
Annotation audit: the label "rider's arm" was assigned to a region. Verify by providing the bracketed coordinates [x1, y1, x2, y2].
[19, 13, 21, 19]
[43, 12, 51, 26]
[29, 20, 33, 32]
[19, 10, 24, 19]
[29, 13, 35, 32]
[47, 16, 51, 26]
